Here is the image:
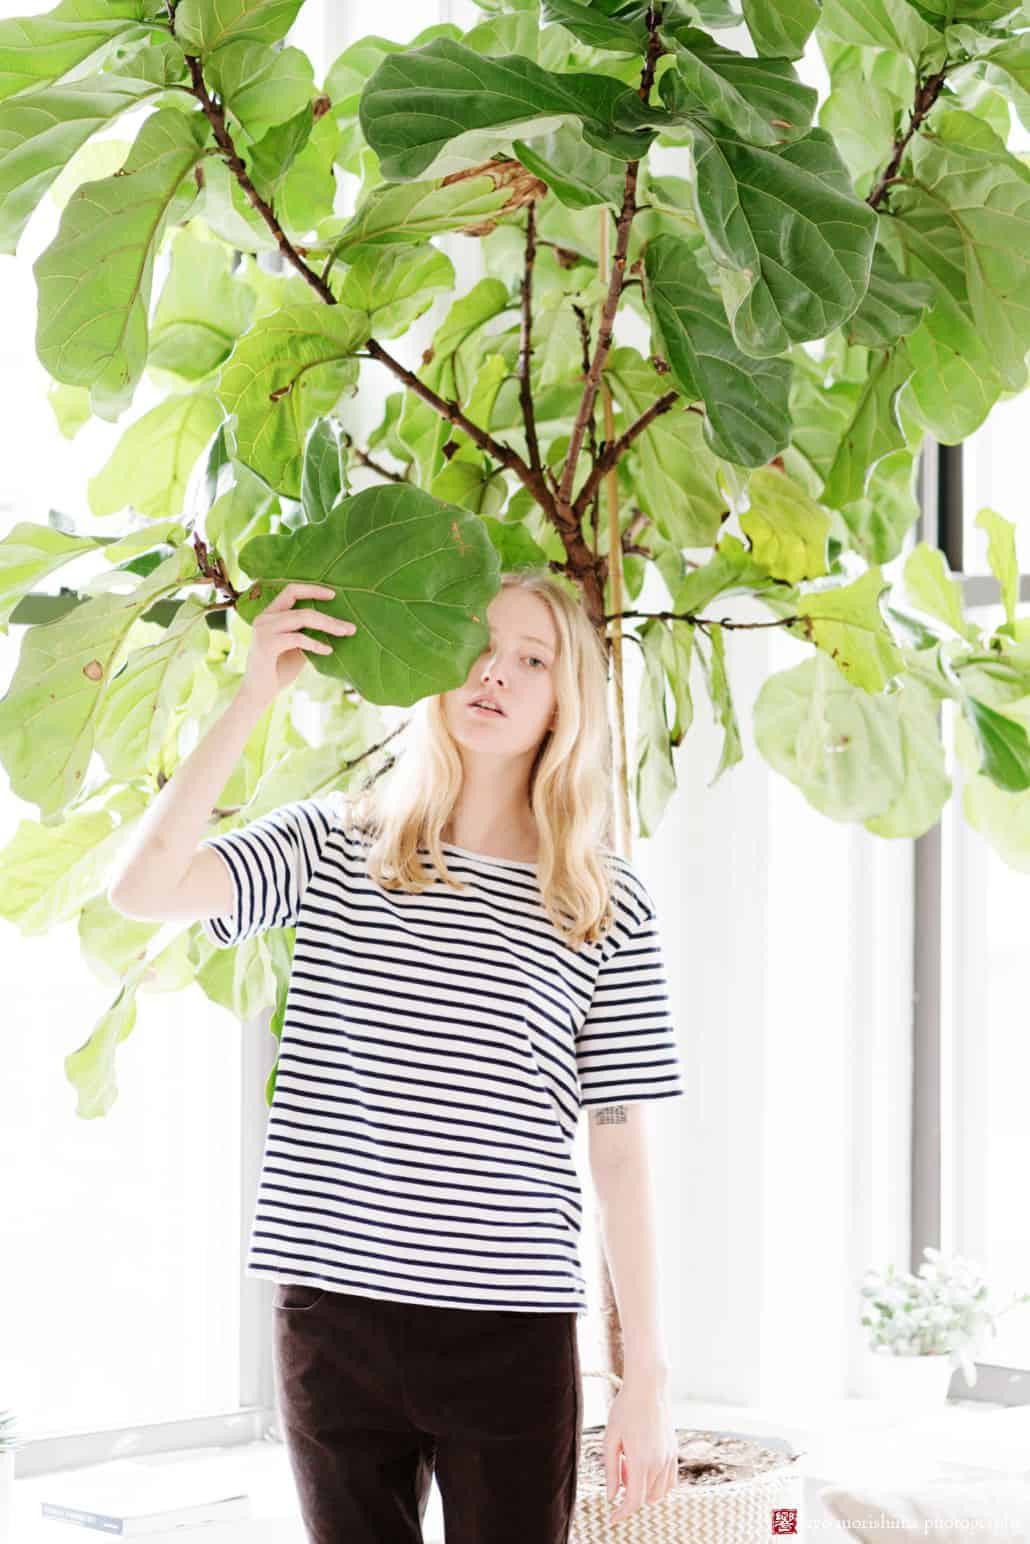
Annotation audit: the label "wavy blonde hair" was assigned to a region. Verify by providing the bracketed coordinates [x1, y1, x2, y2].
[337, 568, 618, 949]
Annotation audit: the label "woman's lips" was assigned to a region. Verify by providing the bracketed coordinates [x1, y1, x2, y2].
[469, 702, 504, 717]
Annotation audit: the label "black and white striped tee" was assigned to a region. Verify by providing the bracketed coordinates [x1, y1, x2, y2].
[200, 796, 684, 1314]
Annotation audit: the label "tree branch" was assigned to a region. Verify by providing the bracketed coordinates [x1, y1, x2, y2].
[362, 339, 556, 511]
[608, 609, 796, 629]
[183, 56, 337, 304]
[573, 390, 683, 519]
[571, 300, 601, 558]
[554, 9, 666, 518]
[867, 67, 948, 210]
[341, 433, 408, 484]
[178, 38, 559, 521]
[518, 203, 544, 480]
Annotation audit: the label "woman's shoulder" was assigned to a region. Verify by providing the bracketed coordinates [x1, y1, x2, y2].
[598, 846, 657, 927]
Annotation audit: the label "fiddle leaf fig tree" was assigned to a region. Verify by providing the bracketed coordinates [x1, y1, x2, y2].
[1, 0, 1030, 1117]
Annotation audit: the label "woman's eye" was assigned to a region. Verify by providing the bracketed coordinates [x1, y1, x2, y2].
[526, 656, 545, 669]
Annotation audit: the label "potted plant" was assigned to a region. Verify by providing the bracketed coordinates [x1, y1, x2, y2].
[858, 1247, 1030, 1408]
[0, 1408, 20, 1544]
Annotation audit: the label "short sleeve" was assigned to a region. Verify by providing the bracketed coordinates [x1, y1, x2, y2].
[575, 902, 685, 1110]
[198, 797, 338, 948]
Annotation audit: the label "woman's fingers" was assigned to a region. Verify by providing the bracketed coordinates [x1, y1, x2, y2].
[264, 580, 337, 613]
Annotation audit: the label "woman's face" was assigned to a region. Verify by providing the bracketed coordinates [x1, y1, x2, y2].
[442, 587, 560, 755]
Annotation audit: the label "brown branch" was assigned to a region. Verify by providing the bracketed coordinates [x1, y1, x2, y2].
[554, 13, 665, 518]
[573, 390, 683, 519]
[867, 68, 948, 210]
[607, 609, 801, 632]
[622, 506, 653, 558]
[177, 43, 559, 523]
[183, 56, 337, 304]
[624, 507, 651, 545]
[341, 433, 408, 484]
[571, 300, 601, 558]
[363, 339, 556, 512]
[518, 203, 544, 479]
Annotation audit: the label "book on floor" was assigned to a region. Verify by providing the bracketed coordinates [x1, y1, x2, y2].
[39, 1454, 252, 1536]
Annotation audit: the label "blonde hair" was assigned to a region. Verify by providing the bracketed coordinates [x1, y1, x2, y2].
[337, 568, 618, 949]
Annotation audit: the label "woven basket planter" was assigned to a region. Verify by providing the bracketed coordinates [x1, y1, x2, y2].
[570, 1371, 804, 1543]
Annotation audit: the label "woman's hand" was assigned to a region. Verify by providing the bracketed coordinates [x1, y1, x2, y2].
[237, 581, 356, 711]
[603, 1372, 679, 1524]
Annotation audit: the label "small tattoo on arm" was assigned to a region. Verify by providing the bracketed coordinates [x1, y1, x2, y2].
[592, 1104, 628, 1125]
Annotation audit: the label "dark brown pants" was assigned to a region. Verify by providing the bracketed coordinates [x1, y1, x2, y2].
[272, 1281, 582, 1544]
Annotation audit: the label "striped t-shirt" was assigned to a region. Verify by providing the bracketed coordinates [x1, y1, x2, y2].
[200, 796, 684, 1314]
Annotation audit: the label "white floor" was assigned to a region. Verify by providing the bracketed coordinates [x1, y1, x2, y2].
[9, 1394, 1030, 1542]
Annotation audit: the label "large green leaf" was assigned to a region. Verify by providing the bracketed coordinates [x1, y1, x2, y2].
[148, 224, 256, 383]
[836, 448, 921, 566]
[188, 151, 279, 253]
[215, 303, 370, 498]
[0, 544, 199, 817]
[788, 565, 904, 691]
[642, 232, 793, 468]
[300, 417, 348, 523]
[324, 25, 463, 116]
[33, 107, 209, 418]
[88, 393, 224, 519]
[898, 283, 1003, 443]
[741, 467, 832, 583]
[335, 243, 454, 339]
[634, 620, 677, 838]
[173, 0, 305, 54]
[540, 0, 652, 53]
[0, 41, 187, 255]
[694, 623, 743, 785]
[358, 37, 657, 181]
[903, 542, 979, 642]
[820, 344, 916, 510]
[956, 704, 1030, 867]
[844, 241, 935, 347]
[205, 40, 314, 138]
[741, 0, 820, 59]
[316, 171, 519, 260]
[974, 31, 1030, 134]
[673, 531, 798, 616]
[0, 784, 145, 934]
[511, 121, 627, 210]
[269, 105, 340, 239]
[960, 693, 1030, 793]
[817, 0, 942, 65]
[819, 70, 901, 193]
[892, 108, 1030, 395]
[639, 19, 818, 146]
[94, 597, 212, 779]
[238, 103, 339, 240]
[0, 521, 103, 632]
[686, 119, 879, 357]
[754, 650, 907, 821]
[235, 484, 502, 707]
[863, 677, 951, 838]
[0, 0, 146, 103]
[975, 507, 1019, 628]
[397, 279, 510, 489]
[605, 346, 728, 548]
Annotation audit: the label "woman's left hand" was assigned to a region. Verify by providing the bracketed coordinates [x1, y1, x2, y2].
[603, 1372, 679, 1524]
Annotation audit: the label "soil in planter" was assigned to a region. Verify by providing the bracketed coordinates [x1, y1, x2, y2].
[577, 1429, 799, 1489]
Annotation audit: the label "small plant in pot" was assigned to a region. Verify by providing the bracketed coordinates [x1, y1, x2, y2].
[859, 1247, 1030, 1406]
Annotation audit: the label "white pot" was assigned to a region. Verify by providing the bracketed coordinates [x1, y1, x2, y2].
[860, 1348, 955, 1408]
[0, 1450, 13, 1544]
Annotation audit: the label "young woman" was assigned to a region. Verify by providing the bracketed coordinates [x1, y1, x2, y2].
[110, 567, 685, 1543]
